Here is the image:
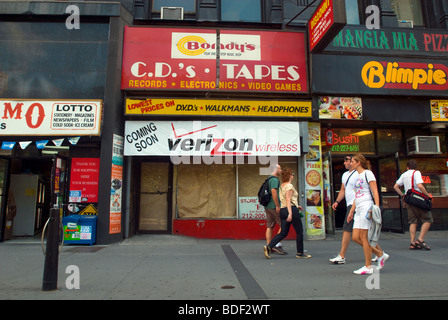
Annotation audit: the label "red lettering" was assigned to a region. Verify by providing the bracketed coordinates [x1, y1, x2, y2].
[2, 102, 23, 119]
[423, 33, 448, 52]
[423, 34, 431, 51]
[25, 103, 45, 129]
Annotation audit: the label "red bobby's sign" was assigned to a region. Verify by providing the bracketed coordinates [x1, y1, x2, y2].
[121, 27, 308, 93]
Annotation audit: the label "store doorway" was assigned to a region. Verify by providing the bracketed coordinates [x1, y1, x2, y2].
[138, 161, 172, 233]
[331, 155, 348, 229]
[2, 153, 69, 239]
[376, 153, 405, 233]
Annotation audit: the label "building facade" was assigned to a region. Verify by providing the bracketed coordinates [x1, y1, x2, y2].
[1, 0, 448, 244]
[0, 1, 132, 244]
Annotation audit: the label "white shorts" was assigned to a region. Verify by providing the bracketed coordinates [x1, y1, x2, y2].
[353, 206, 372, 230]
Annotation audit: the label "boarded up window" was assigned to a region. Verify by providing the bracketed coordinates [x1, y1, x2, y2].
[176, 164, 236, 218]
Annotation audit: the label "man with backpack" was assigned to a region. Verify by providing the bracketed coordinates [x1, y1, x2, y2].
[261, 164, 286, 255]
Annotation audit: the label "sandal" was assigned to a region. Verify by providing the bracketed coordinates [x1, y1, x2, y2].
[410, 242, 422, 250]
[416, 239, 431, 250]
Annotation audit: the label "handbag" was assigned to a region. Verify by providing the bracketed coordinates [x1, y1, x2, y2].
[403, 171, 432, 211]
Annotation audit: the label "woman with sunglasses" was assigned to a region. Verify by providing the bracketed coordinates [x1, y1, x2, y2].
[264, 167, 311, 259]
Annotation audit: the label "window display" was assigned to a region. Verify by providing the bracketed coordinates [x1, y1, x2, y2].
[175, 158, 298, 220]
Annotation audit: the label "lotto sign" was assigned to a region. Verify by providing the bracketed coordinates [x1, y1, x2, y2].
[0, 100, 102, 136]
[121, 27, 308, 93]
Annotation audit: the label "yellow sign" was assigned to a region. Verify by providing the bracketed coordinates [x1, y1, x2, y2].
[431, 100, 448, 122]
[79, 204, 98, 216]
[125, 98, 312, 118]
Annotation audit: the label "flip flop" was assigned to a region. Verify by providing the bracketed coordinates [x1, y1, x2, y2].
[416, 239, 431, 250]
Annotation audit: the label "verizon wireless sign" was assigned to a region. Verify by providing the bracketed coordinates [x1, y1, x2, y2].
[124, 121, 301, 158]
[0, 100, 102, 136]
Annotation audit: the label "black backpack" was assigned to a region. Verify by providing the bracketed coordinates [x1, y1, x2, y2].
[258, 176, 275, 207]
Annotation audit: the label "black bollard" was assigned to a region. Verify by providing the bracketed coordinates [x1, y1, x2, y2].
[42, 208, 60, 291]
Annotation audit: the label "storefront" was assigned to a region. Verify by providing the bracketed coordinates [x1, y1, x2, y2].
[0, 2, 132, 244]
[0, 99, 102, 240]
[121, 26, 327, 239]
[312, 25, 448, 232]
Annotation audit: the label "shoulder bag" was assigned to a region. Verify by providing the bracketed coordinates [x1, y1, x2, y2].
[403, 171, 432, 211]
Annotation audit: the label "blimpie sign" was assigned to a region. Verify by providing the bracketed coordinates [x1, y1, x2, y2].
[312, 54, 448, 96]
[0, 99, 102, 136]
[124, 121, 301, 157]
[121, 27, 308, 93]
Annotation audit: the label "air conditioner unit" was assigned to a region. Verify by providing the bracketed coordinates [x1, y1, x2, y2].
[161, 7, 184, 20]
[407, 136, 441, 155]
[398, 20, 413, 28]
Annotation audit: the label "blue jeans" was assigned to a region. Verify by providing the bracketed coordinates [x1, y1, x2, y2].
[268, 206, 304, 254]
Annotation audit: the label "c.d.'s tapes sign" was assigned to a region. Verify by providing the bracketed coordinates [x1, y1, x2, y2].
[0, 99, 102, 136]
[121, 27, 308, 93]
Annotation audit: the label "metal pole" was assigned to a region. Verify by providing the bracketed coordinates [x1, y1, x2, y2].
[42, 208, 60, 291]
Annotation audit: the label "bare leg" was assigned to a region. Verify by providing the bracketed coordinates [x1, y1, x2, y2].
[418, 222, 431, 242]
[339, 231, 351, 258]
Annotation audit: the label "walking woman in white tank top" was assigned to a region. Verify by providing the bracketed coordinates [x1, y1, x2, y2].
[347, 154, 389, 275]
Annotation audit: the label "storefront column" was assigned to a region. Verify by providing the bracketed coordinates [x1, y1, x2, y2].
[96, 13, 132, 245]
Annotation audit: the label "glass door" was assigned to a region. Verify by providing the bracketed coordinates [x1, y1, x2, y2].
[377, 153, 405, 233]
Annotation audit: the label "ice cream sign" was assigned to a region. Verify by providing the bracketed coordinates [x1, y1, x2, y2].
[122, 27, 308, 93]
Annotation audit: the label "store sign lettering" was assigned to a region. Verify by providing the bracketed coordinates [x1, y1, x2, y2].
[330, 133, 360, 153]
[423, 33, 448, 52]
[362, 61, 448, 90]
[2, 102, 45, 129]
[330, 26, 448, 56]
[124, 121, 301, 158]
[122, 27, 308, 93]
[0, 100, 102, 136]
[333, 30, 417, 51]
[173, 33, 260, 60]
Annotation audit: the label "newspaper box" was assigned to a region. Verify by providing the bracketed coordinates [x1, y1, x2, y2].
[62, 215, 97, 246]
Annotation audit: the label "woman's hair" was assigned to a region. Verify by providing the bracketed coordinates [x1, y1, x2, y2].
[281, 167, 293, 182]
[352, 154, 371, 170]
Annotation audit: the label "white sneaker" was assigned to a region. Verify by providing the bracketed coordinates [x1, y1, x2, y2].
[371, 255, 378, 262]
[377, 252, 389, 270]
[354, 266, 374, 275]
[329, 254, 346, 264]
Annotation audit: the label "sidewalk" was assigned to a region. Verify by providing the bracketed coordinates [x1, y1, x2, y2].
[0, 230, 447, 300]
